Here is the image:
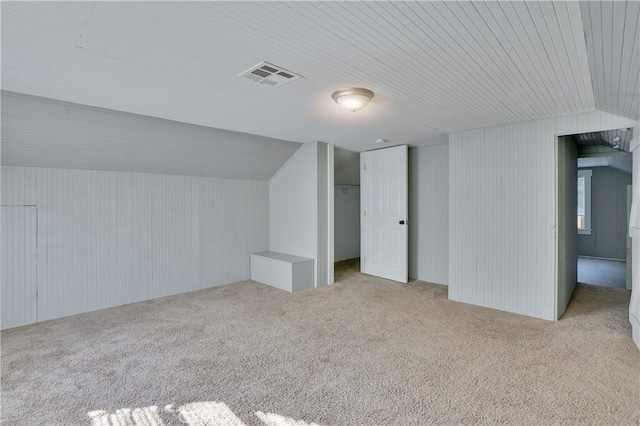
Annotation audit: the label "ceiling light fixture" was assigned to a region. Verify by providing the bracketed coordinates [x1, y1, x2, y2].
[331, 88, 374, 112]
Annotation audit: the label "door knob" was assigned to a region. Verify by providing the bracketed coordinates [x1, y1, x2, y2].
[399, 220, 405, 225]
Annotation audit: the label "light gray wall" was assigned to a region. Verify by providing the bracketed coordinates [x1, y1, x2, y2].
[577, 166, 633, 260]
[629, 119, 640, 349]
[557, 136, 578, 319]
[334, 185, 360, 262]
[449, 111, 635, 321]
[1, 166, 269, 326]
[270, 143, 318, 280]
[269, 142, 331, 286]
[1, 206, 37, 328]
[1, 91, 301, 180]
[334, 148, 360, 185]
[409, 144, 449, 285]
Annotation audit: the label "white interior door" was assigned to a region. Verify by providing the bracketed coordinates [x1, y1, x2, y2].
[1, 206, 38, 329]
[361, 145, 408, 283]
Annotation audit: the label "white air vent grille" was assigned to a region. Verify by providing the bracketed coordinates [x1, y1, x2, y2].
[239, 62, 301, 87]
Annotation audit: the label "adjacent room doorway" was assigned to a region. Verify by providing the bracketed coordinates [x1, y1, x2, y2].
[556, 128, 634, 318]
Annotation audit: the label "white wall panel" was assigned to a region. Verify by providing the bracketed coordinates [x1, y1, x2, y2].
[269, 143, 318, 284]
[1, 206, 38, 328]
[269, 142, 332, 287]
[449, 111, 635, 321]
[1, 166, 269, 325]
[409, 144, 449, 285]
[629, 119, 640, 350]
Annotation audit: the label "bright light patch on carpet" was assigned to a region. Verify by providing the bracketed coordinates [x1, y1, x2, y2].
[169, 401, 244, 426]
[89, 401, 243, 426]
[255, 411, 320, 426]
[88, 406, 162, 426]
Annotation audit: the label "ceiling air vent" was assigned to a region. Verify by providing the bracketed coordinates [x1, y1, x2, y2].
[239, 62, 301, 87]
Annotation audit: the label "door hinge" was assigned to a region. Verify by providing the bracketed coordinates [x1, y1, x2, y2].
[364, 210, 367, 216]
[364, 164, 367, 171]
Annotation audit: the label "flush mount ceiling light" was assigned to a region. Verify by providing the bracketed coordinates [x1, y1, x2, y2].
[331, 88, 374, 112]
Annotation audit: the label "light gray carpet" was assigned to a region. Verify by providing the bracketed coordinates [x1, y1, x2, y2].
[578, 257, 627, 289]
[2, 260, 639, 425]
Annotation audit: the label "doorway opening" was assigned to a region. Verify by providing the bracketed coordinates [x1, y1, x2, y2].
[334, 147, 361, 281]
[556, 127, 634, 317]
[574, 129, 633, 289]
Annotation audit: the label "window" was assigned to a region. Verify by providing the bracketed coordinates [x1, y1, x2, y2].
[577, 170, 592, 235]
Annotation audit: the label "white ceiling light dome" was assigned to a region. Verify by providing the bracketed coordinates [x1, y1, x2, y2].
[331, 88, 374, 112]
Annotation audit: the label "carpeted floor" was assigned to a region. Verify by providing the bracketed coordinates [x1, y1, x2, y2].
[2, 259, 639, 425]
[578, 257, 627, 289]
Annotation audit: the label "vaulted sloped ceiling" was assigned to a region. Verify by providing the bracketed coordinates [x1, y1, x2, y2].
[581, 1, 640, 120]
[1, 91, 301, 180]
[2, 1, 598, 155]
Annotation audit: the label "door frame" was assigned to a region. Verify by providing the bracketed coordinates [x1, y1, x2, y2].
[554, 128, 636, 320]
[360, 144, 409, 283]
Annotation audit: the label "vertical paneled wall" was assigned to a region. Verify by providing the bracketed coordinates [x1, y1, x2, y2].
[1, 206, 38, 328]
[577, 166, 633, 259]
[629, 119, 640, 349]
[409, 144, 449, 285]
[556, 136, 578, 319]
[1, 166, 269, 326]
[449, 111, 635, 320]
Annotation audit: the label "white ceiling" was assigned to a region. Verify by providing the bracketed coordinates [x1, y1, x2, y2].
[578, 156, 633, 174]
[1, 1, 605, 153]
[572, 128, 634, 152]
[1, 91, 301, 180]
[581, 1, 640, 120]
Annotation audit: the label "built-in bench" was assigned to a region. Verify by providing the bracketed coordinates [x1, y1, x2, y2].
[250, 251, 314, 292]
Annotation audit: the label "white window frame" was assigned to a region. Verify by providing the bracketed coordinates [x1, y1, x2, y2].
[578, 169, 592, 235]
